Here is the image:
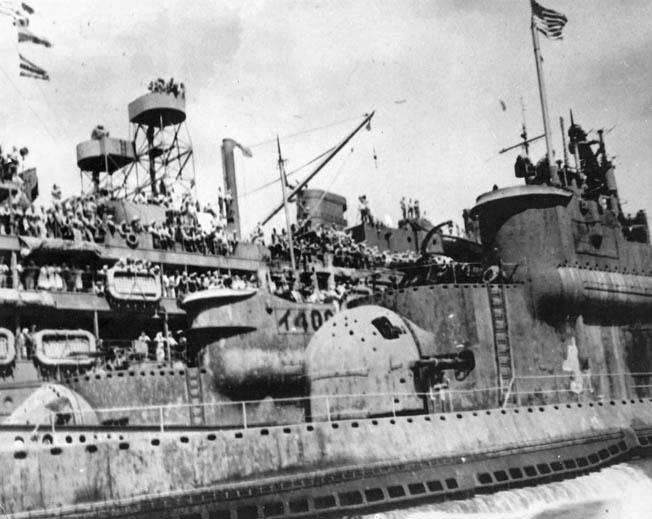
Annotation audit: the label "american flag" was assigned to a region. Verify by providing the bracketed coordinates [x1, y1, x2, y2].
[531, 0, 568, 40]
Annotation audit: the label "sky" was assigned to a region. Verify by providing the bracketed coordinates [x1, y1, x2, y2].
[0, 0, 651, 236]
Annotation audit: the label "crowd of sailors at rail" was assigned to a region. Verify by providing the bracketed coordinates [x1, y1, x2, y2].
[0, 182, 240, 257]
[0, 189, 480, 301]
[0, 146, 30, 182]
[266, 221, 418, 270]
[0, 255, 260, 299]
[147, 77, 185, 99]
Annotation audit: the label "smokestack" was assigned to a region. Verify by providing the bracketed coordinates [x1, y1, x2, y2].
[221, 138, 241, 239]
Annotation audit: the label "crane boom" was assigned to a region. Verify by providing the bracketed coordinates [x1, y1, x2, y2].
[260, 111, 375, 226]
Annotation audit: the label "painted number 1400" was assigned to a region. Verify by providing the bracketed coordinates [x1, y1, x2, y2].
[277, 308, 334, 334]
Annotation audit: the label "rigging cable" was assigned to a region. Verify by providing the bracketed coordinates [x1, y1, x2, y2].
[239, 144, 337, 198]
[0, 62, 58, 143]
[248, 114, 367, 149]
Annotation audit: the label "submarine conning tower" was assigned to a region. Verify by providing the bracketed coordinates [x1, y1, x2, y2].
[471, 119, 652, 322]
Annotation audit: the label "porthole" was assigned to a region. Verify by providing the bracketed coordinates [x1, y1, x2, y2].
[493, 470, 508, 482]
[427, 480, 444, 492]
[477, 473, 493, 485]
[576, 457, 588, 467]
[364, 488, 384, 502]
[288, 500, 309, 514]
[236, 505, 258, 519]
[338, 491, 363, 506]
[563, 459, 577, 469]
[536, 463, 551, 474]
[314, 495, 336, 510]
[408, 482, 426, 495]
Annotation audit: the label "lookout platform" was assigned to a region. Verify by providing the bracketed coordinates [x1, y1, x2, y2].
[128, 92, 186, 127]
[76, 137, 136, 173]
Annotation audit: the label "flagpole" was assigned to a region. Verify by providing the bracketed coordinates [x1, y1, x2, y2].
[530, 17, 554, 180]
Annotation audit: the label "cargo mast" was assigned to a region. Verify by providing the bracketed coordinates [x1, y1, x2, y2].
[276, 136, 297, 273]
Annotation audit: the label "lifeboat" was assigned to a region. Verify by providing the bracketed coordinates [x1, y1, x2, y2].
[32, 329, 96, 372]
[0, 327, 15, 377]
[104, 267, 162, 308]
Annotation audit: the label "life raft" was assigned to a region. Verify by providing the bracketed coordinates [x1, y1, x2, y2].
[32, 329, 96, 370]
[126, 233, 139, 248]
[0, 327, 16, 376]
[104, 266, 162, 307]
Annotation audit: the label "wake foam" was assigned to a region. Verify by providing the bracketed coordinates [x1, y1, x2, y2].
[356, 460, 652, 519]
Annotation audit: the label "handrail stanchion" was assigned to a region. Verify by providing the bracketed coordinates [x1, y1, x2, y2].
[325, 395, 331, 422]
[159, 406, 164, 433]
[242, 401, 247, 429]
[391, 395, 396, 418]
[50, 411, 55, 435]
[501, 378, 515, 410]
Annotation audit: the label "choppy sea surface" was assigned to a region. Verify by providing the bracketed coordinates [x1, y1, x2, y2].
[355, 459, 652, 519]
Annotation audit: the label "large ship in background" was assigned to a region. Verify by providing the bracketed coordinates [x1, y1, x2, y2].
[3, 2, 652, 518]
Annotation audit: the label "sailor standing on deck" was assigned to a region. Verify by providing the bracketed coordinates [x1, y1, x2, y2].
[154, 332, 166, 364]
[358, 195, 371, 225]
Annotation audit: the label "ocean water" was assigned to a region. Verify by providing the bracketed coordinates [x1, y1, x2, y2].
[357, 459, 652, 519]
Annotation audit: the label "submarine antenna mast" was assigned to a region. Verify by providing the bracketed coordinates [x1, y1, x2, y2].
[497, 90, 546, 156]
[569, 110, 581, 173]
[530, 7, 555, 179]
[559, 116, 570, 168]
[520, 97, 530, 156]
[277, 136, 297, 273]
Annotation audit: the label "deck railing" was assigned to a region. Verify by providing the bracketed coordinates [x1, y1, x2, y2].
[35, 371, 652, 434]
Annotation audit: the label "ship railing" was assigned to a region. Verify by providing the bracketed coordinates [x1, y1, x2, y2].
[39, 371, 652, 432]
[97, 339, 186, 363]
[395, 259, 525, 286]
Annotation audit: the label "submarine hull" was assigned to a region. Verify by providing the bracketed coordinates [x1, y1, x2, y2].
[0, 399, 648, 518]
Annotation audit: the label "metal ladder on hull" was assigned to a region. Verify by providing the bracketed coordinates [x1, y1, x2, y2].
[488, 283, 514, 406]
[186, 367, 205, 426]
